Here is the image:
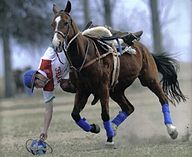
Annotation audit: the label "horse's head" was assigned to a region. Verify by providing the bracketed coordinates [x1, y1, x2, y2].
[51, 1, 76, 52]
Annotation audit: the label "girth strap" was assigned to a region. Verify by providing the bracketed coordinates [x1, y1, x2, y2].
[83, 51, 114, 69]
[83, 46, 120, 88]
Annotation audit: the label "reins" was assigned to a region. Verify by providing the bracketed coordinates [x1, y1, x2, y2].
[63, 32, 82, 52]
[56, 51, 65, 65]
[63, 35, 90, 72]
[62, 34, 116, 73]
[61, 31, 89, 72]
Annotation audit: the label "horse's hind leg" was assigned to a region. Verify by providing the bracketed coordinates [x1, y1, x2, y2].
[110, 89, 134, 135]
[71, 91, 100, 134]
[139, 75, 178, 139]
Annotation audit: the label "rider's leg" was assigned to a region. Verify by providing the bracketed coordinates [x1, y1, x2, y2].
[60, 79, 76, 93]
[60, 79, 100, 105]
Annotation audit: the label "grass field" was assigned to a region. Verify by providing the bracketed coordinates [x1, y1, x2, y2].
[0, 63, 192, 157]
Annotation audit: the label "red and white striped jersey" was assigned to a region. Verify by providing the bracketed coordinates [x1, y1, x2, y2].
[37, 46, 69, 103]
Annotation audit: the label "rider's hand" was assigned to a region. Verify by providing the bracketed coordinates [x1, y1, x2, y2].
[40, 132, 48, 141]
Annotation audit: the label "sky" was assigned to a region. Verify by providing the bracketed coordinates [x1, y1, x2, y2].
[167, 0, 191, 61]
[0, 0, 191, 77]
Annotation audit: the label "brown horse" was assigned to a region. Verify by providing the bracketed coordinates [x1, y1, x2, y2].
[51, 1, 186, 145]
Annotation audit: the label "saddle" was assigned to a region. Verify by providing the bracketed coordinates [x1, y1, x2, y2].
[83, 21, 143, 47]
[82, 23, 143, 88]
[101, 30, 143, 46]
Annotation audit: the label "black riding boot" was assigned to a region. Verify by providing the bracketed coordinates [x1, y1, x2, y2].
[60, 79, 99, 105]
[122, 31, 143, 46]
[60, 79, 76, 93]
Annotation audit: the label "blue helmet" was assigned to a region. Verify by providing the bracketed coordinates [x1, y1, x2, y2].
[30, 139, 47, 155]
[26, 138, 53, 155]
[23, 70, 37, 93]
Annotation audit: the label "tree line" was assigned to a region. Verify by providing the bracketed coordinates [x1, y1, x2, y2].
[0, 0, 165, 97]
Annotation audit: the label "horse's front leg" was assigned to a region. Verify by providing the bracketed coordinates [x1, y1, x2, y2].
[100, 85, 115, 145]
[71, 91, 100, 134]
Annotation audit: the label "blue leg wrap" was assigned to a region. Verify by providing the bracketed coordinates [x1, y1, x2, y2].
[162, 103, 172, 124]
[112, 111, 128, 127]
[76, 117, 92, 132]
[103, 121, 114, 138]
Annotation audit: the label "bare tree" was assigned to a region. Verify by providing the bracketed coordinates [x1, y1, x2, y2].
[103, 0, 112, 26]
[190, 0, 192, 141]
[149, 0, 163, 53]
[2, 25, 14, 97]
[191, 0, 192, 56]
[82, 0, 90, 25]
[0, 0, 51, 97]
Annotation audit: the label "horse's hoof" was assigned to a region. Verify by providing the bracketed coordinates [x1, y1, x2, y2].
[105, 137, 114, 147]
[111, 123, 117, 136]
[170, 129, 178, 139]
[90, 124, 100, 134]
[166, 124, 178, 139]
[169, 128, 178, 139]
[105, 141, 114, 147]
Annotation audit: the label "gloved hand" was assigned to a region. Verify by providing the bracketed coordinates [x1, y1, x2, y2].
[39, 132, 47, 141]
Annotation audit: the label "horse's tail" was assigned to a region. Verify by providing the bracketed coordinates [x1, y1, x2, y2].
[152, 52, 186, 105]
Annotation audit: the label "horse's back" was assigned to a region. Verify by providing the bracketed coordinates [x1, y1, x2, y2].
[135, 42, 159, 78]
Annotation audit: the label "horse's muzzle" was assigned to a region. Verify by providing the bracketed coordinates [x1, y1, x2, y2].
[52, 36, 63, 52]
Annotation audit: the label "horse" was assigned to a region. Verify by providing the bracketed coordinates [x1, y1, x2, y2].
[51, 1, 186, 145]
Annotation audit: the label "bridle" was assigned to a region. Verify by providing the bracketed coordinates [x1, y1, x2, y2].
[54, 12, 72, 48]
[53, 12, 90, 72]
[54, 30, 65, 39]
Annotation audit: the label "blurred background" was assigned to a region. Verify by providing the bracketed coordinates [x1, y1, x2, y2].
[0, 1, 192, 156]
[0, 0, 191, 98]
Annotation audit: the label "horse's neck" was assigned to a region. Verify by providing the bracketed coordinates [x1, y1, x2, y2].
[67, 21, 93, 68]
[66, 23, 84, 56]
[68, 35, 88, 68]
[69, 33, 87, 53]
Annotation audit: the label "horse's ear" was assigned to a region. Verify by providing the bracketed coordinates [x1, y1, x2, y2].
[53, 4, 60, 15]
[64, 1, 71, 13]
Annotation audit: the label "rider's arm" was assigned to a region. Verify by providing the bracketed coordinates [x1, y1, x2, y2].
[40, 100, 53, 140]
[40, 90, 55, 140]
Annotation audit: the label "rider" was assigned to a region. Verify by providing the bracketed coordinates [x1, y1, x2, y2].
[23, 44, 76, 141]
